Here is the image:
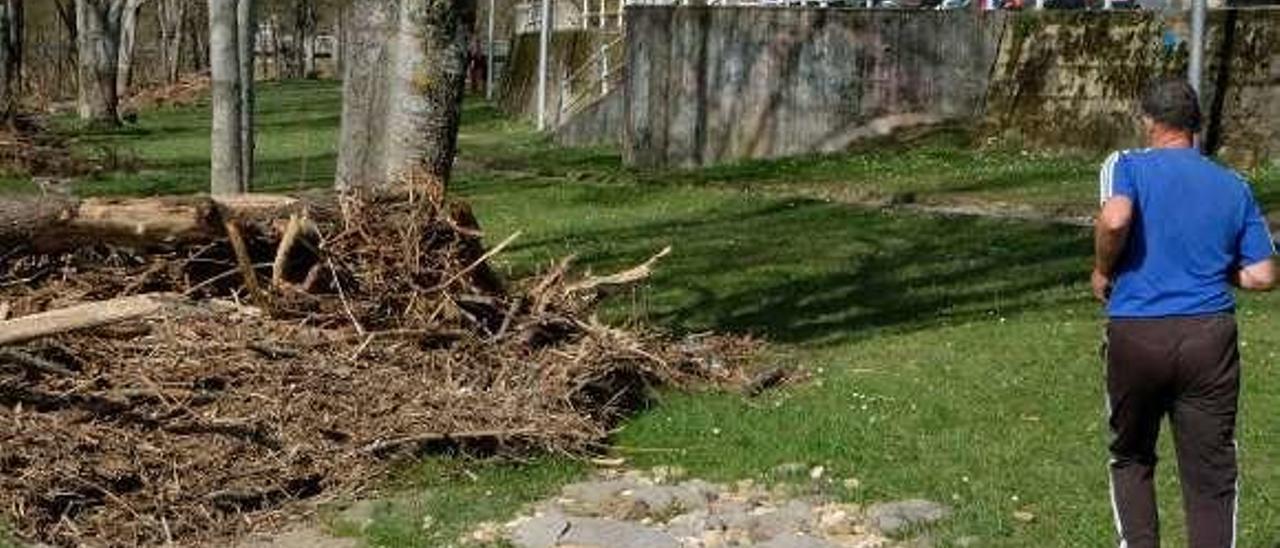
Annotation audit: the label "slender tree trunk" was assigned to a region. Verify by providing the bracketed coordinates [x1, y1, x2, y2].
[302, 30, 314, 78]
[237, 0, 254, 187]
[270, 12, 282, 80]
[334, 4, 344, 77]
[8, 0, 21, 91]
[157, 0, 185, 84]
[115, 0, 146, 100]
[188, 0, 207, 72]
[336, 0, 474, 191]
[209, 0, 242, 194]
[75, 0, 124, 127]
[0, 0, 18, 123]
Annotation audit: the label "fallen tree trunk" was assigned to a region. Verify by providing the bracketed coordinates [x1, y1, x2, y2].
[0, 194, 304, 253]
[0, 293, 183, 346]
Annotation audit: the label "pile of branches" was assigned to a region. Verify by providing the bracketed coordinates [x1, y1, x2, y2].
[0, 116, 87, 180]
[126, 74, 213, 111]
[0, 189, 754, 547]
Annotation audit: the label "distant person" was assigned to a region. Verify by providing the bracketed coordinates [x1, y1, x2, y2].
[1094, 77, 1275, 548]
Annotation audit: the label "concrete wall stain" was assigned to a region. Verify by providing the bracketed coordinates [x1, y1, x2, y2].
[498, 8, 1280, 169]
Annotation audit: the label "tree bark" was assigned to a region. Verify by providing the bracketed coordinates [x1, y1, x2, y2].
[292, 0, 315, 79]
[209, 0, 242, 194]
[336, 0, 475, 192]
[0, 0, 19, 124]
[237, 0, 255, 187]
[188, 0, 208, 72]
[383, 0, 474, 189]
[0, 194, 303, 253]
[335, 0, 396, 191]
[115, 0, 147, 100]
[156, 0, 185, 84]
[76, 0, 125, 127]
[0, 293, 183, 347]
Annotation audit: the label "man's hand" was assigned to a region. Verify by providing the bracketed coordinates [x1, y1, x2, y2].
[1092, 268, 1112, 303]
[1232, 258, 1277, 291]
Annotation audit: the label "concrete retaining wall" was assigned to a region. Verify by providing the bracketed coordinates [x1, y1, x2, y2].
[623, 8, 1005, 168]
[555, 89, 625, 147]
[499, 7, 1280, 169]
[984, 10, 1280, 166]
[497, 29, 622, 130]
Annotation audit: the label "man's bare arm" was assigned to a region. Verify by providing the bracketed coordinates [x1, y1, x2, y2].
[1093, 197, 1134, 301]
[1232, 259, 1276, 291]
[1095, 197, 1134, 275]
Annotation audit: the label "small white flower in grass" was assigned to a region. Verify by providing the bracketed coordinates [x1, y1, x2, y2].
[809, 466, 825, 480]
[711, 427, 721, 435]
[1010, 495, 1019, 502]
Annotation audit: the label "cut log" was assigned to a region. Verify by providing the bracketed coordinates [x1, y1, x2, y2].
[0, 293, 183, 346]
[0, 194, 303, 253]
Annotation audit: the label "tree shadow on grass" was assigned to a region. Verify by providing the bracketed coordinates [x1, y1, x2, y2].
[494, 189, 1092, 346]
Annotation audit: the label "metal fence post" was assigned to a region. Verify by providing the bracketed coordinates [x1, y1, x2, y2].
[486, 0, 495, 101]
[537, 0, 552, 130]
[600, 44, 609, 96]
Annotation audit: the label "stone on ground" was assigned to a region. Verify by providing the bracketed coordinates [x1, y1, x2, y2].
[867, 500, 951, 535]
[491, 468, 945, 548]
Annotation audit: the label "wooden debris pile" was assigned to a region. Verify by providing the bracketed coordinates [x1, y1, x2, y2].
[0, 117, 86, 180]
[0, 189, 755, 547]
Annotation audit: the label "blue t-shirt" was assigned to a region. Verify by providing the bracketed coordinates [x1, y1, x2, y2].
[1100, 147, 1275, 318]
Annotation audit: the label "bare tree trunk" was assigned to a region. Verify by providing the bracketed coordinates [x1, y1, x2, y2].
[209, 0, 242, 194]
[237, 0, 254, 187]
[384, 0, 474, 188]
[302, 30, 314, 78]
[337, 0, 474, 192]
[76, 0, 125, 127]
[115, 0, 146, 100]
[188, 0, 207, 72]
[335, 0, 396, 191]
[157, 0, 185, 84]
[291, 0, 314, 80]
[270, 11, 282, 80]
[334, 3, 344, 77]
[0, 0, 19, 123]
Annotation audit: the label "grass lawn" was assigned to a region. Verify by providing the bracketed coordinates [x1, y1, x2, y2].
[5, 81, 1280, 547]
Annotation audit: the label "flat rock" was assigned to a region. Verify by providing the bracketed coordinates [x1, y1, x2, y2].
[511, 514, 681, 548]
[510, 513, 571, 548]
[748, 499, 817, 541]
[867, 500, 950, 535]
[756, 532, 837, 548]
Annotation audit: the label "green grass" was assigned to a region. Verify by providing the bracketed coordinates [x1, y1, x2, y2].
[5, 82, 1280, 547]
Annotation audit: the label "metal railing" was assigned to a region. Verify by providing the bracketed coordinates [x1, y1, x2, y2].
[560, 35, 626, 120]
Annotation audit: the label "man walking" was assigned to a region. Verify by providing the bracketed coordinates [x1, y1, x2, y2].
[1094, 77, 1275, 548]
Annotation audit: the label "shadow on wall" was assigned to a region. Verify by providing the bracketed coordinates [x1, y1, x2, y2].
[623, 8, 1004, 169]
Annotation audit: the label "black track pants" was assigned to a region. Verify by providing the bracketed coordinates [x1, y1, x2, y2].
[1105, 314, 1240, 548]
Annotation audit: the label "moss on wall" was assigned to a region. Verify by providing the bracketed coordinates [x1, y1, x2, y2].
[984, 9, 1278, 166]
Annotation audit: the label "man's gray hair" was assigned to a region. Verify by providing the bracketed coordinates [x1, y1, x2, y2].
[1140, 77, 1203, 134]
